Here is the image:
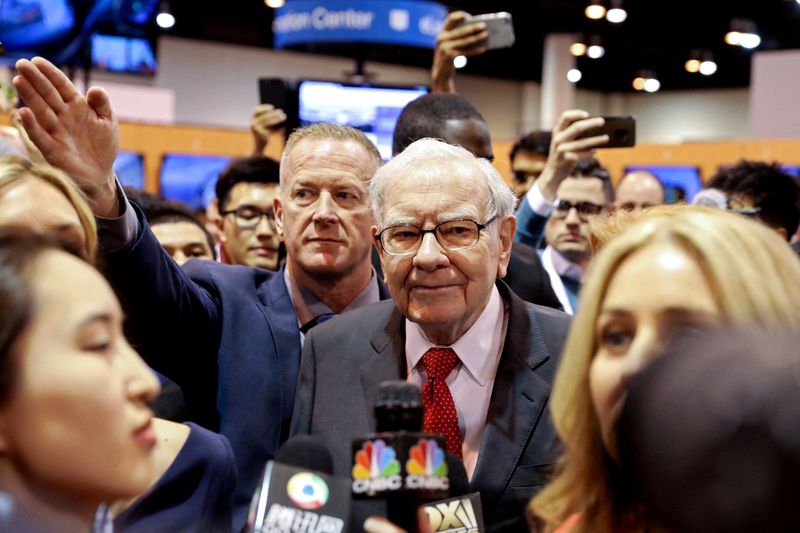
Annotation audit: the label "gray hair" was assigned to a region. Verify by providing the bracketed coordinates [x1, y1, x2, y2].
[370, 138, 516, 228]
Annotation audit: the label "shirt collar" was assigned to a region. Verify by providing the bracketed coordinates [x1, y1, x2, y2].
[283, 266, 381, 324]
[548, 245, 585, 282]
[405, 285, 504, 387]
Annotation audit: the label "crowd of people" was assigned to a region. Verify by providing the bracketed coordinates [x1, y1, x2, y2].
[1, 10, 800, 533]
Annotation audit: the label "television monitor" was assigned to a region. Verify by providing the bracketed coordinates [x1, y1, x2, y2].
[159, 154, 232, 211]
[297, 80, 428, 160]
[1, 0, 75, 51]
[624, 165, 703, 203]
[781, 165, 800, 178]
[90, 33, 157, 75]
[113, 150, 145, 190]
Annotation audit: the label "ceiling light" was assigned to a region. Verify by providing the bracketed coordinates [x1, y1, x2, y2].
[643, 78, 661, 92]
[699, 60, 717, 75]
[606, 0, 626, 23]
[725, 31, 742, 46]
[567, 69, 582, 83]
[685, 59, 701, 73]
[570, 41, 587, 56]
[585, 1, 606, 20]
[587, 45, 605, 59]
[740, 33, 761, 49]
[156, 2, 175, 29]
[633, 70, 659, 92]
[265, 0, 285, 6]
[453, 55, 467, 69]
[726, 18, 760, 49]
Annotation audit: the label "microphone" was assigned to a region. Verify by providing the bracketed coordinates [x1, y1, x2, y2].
[691, 188, 727, 210]
[246, 435, 351, 533]
[422, 456, 486, 533]
[352, 381, 450, 533]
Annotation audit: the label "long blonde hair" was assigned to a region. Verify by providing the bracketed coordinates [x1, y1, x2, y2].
[0, 156, 97, 261]
[531, 205, 800, 533]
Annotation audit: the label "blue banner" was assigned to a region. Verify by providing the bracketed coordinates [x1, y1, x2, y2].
[273, 0, 448, 49]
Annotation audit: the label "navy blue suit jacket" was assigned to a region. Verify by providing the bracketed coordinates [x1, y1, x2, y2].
[104, 205, 389, 527]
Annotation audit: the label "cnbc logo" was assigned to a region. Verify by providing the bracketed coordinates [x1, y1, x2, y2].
[286, 472, 330, 510]
[352, 439, 403, 494]
[405, 439, 449, 491]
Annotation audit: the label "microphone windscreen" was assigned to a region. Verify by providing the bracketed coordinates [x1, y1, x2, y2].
[691, 188, 727, 209]
[275, 435, 334, 475]
[445, 452, 470, 497]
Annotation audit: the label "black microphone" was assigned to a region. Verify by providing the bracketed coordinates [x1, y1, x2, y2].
[423, 455, 486, 533]
[352, 381, 450, 533]
[246, 435, 351, 533]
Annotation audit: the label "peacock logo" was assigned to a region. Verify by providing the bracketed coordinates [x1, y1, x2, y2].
[406, 439, 448, 476]
[286, 472, 329, 510]
[352, 439, 401, 479]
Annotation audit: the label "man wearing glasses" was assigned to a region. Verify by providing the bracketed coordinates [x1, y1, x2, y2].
[515, 110, 614, 314]
[213, 156, 282, 270]
[291, 138, 571, 530]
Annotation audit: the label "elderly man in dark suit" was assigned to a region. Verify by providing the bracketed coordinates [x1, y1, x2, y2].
[291, 138, 571, 530]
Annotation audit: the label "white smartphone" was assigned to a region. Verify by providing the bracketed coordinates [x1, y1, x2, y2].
[459, 12, 515, 50]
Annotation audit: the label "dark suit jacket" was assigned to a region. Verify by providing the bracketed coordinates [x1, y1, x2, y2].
[371, 242, 563, 312]
[290, 281, 571, 530]
[104, 206, 390, 527]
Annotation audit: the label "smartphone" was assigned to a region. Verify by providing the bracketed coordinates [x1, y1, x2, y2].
[459, 12, 515, 50]
[583, 116, 636, 148]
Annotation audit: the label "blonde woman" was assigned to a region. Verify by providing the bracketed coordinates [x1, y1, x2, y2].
[530, 206, 800, 533]
[0, 155, 97, 260]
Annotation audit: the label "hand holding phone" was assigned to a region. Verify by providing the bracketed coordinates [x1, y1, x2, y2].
[456, 12, 515, 50]
[580, 116, 636, 148]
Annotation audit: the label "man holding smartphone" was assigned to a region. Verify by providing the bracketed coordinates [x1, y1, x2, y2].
[515, 110, 614, 314]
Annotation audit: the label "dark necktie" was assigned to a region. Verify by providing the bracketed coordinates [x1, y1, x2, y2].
[421, 347, 463, 457]
[300, 312, 335, 334]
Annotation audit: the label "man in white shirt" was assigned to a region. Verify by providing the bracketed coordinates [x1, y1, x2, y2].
[515, 110, 614, 314]
[291, 138, 572, 531]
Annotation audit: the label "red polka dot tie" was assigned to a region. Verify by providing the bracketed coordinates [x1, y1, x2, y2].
[421, 347, 463, 457]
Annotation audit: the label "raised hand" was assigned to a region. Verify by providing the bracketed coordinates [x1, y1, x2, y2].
[13, 57, 120, 217]
[537, 110, 609, 202]
[431, 11, 488, 93]
[250, 103, 287, 156]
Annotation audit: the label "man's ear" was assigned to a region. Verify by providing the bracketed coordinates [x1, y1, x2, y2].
[496, 215, 516, 279]
[274, 197, 284, 237]
[206, 198, 226, 244]
[775, 226, 789, 241]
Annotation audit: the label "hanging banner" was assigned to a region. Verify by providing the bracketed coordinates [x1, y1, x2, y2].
[273, 0, 448, 49]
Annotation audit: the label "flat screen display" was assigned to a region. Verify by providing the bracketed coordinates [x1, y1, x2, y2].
[113, 150, 145, 190]
[624, 165, 703, 203]
[91, 33, 157, 75]
[297, 80, 428, 160]
[1, 0, 75, 50]
[159, 154, 232, 211]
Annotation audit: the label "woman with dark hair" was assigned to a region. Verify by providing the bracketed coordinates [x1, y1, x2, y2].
[0, 231, 160, 531]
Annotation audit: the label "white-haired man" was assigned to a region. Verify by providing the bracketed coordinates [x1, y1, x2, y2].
[291, 138, 571, 530]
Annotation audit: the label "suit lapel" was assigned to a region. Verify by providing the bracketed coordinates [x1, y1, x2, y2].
[359, 306, 407, 431]
[256, 268, 303, 428]
[470, 283, 552, 509]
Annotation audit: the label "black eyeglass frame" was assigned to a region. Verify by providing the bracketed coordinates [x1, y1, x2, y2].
[376, 216, 497, 256]
[219, 205, 277, 230]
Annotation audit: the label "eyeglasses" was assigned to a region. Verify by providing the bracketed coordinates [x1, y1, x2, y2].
[220, 205, 277, 230]
[552, 200, 605, 221]
[727, 196, 762, 218]
[376, 217, 496, 256]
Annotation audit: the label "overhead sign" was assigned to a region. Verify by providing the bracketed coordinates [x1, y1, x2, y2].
[273, 0, 448, 49]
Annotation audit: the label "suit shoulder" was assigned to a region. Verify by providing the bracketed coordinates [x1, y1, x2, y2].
[525, 301, 572, 332]
[306, 299, 397, 343]
[182, 259, 276, 288]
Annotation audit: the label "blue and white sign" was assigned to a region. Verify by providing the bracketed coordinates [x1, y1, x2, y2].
[273, 0, 448, 49]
